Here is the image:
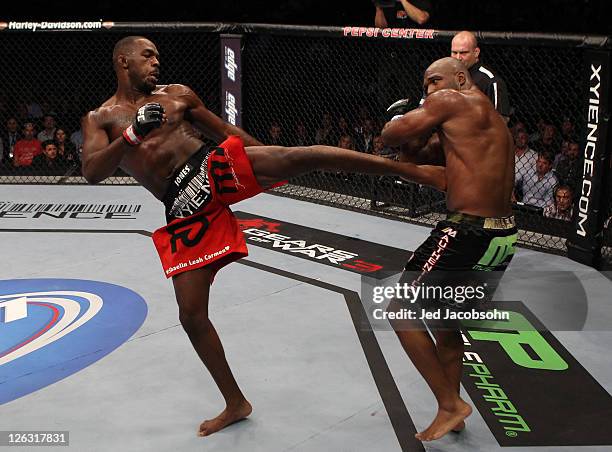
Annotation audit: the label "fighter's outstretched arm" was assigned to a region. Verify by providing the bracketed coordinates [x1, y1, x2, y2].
[81, 112, 131, 184]
[381, 89, 459, 146]
[177, 85, 263, 147]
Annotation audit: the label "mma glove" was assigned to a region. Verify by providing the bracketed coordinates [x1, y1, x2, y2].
[123, 102, 165, 146]
[386, 98, 416, 122]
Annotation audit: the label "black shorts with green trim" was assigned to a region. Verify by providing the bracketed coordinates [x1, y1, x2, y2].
[400, 212, 518, 311]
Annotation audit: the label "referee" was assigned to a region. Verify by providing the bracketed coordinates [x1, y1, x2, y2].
[451, 31, 511, 121]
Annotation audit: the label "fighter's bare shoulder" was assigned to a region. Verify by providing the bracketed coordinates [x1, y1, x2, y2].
[84, 97, 124, 123]
[157, 83, 196, 96]
[156, 84, 203, 107]
[422, 89, 467, 110]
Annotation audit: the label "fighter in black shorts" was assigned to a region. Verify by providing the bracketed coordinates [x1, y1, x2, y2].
[382, 57, 516, 441]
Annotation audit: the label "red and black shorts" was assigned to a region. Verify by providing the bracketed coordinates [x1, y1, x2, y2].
[152, 136, 283, 280]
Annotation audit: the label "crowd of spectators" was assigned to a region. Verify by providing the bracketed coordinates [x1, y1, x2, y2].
[0, 109, 83, 175]
[260, 104, 579, 223]
[262, 110, 399, 159]
[1, 22, 581, 225]
[511, 116, 580, 221]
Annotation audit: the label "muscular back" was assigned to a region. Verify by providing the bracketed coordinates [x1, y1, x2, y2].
[439, 89, 514, 217]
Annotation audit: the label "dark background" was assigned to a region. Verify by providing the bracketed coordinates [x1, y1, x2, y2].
[2, 0, 611, 34]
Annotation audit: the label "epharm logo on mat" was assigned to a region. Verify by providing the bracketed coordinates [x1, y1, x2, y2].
[0, 279, 147, 405]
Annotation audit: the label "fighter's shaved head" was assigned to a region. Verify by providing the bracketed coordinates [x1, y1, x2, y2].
[427, 57, 469, 76]
[423, 57, 472, 95]
[113, 35, 149, 68]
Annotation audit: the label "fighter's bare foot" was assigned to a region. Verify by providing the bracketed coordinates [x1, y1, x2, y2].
[197, 399, 252, 437]
[415, 400, 471, 442]
[451, 420, 465, 433]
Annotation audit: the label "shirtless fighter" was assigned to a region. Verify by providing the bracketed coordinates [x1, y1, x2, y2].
[82, 36, 445, 437]
[382, 57, 516, 441]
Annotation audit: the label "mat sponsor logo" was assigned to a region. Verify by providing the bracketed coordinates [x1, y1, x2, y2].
[4, 21, 103, 31]
[460, 302, 612, 447]
[0, 279, 147, 405]
[461, 312, 564, 439]
[0, 202, 142, 220]
[245, 227, 359, 264]
[237, 214, 388, 274]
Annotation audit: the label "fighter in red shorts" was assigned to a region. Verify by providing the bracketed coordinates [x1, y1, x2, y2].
[82, 36, 446, 437]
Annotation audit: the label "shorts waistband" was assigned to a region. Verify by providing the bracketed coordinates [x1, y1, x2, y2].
[446, 212, 516, 230]
[162, 145, 209, 206]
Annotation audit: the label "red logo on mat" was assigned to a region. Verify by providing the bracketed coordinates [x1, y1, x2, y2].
[238, 218, 281, 233]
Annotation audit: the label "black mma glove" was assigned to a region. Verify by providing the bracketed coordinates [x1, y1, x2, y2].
[386, 98, 414, 122]
[123, 102, 165, 146]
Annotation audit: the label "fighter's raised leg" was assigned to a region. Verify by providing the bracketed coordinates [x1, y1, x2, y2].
[245, 145, 446, 191]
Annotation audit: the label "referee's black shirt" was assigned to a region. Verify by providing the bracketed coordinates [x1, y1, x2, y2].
[469, 61, 511, 117]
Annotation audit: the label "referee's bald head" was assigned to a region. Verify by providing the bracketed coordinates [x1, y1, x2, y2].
[451, 31, 480, 69]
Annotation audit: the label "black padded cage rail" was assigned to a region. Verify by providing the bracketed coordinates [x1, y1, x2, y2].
[0, 21, 610, 269]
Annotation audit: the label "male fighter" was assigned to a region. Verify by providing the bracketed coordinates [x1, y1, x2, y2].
[82, 36, 446, 437]
[382, 57, 516, 441]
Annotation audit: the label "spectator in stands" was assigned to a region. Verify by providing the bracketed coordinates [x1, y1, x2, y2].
[450, 31, 511, 120]
[555, 139, 570, 168]
[13, 122, 42, 168]
[32, 140, 65, 173]
[293, 121, 310, 146]
[27, 99, 43, 121]
[515, 151, 558, 208]
[334, 116, 353, 144]
[70, 127, 84, 155]
[3, 118, 21, 165]
[510, 120, 527, 137]
[534, 123, 558, 154]
[529, 118, 547, 145]
[543, 185, 574, 222]
[54, 128, 79, 165]
[355, 118, 376, 153]
[514, 129, 537, 181]
[15, 103, 30, 125]
[338, 134, 355, 150]
[560, 116, 575, 141]
[37, 113, 57, 142]
[315, 112, 335, 146]
[373, 0, 432, 28]
[266, 122, 286, 146]
[554, 140, 580, 192]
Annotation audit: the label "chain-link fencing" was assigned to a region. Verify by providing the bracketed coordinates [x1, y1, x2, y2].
[241, 30, 591, 254]
[0, 29, 219, 183]
[0, 24, 609, 265]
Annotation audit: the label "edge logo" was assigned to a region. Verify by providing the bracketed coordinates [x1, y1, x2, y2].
[0, 279, 147, 405]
